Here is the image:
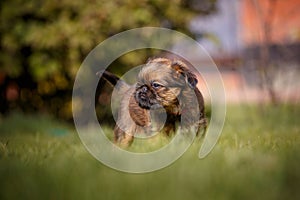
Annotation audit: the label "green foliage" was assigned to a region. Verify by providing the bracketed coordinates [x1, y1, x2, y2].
[0, 0, 210, 78]
[0, 105, 300, 199]
[0, 0, 217, 119]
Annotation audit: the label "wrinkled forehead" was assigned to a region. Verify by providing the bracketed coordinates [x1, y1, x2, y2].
[137, 62, 184, 86]
[138, 62, 168, 79]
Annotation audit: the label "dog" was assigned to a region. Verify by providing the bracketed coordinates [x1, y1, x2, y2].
[98, 57, 206, 147]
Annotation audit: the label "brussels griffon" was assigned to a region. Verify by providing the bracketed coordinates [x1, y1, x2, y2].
[98, 58, 206, 147]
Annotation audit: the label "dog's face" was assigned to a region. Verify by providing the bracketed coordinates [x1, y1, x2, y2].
[134, 58, 198, 110]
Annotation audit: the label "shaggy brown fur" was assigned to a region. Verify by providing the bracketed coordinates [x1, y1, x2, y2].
[99, 58, 206, 147]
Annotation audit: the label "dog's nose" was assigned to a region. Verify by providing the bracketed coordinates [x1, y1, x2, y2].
[142, 86, 148, 92]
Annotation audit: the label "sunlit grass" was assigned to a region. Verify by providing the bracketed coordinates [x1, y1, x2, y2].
[0, 104, 300, 200]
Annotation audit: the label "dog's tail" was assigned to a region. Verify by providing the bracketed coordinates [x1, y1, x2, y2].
[96, 70, 120, 86]
[96, 70, 130, 93]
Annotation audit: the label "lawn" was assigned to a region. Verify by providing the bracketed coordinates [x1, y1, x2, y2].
[0, 105, 300, 200]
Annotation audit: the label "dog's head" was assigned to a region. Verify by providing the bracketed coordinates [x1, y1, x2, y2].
[134, 58, 198, 110]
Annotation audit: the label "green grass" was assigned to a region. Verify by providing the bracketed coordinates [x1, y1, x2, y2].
[0, 105, 300, 200]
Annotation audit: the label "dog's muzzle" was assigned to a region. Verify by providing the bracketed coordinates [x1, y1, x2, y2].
[135, 85, 159, 109]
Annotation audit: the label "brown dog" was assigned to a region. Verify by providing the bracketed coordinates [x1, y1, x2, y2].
[98, 57, 206, 147]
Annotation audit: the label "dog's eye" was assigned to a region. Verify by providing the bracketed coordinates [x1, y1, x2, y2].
[152, 82, 163, 89]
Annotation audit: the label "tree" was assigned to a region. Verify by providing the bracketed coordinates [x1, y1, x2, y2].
[252, 0, 278, 103]
[0, 0, 217, 119]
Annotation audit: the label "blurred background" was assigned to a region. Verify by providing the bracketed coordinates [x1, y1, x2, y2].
[1, 0, 300, 199]
[0, 0, 217, 121]
[1, 0, 299, 121]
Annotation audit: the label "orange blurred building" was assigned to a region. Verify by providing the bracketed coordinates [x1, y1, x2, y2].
[241, 0, 300, 46]
[192, 0, 300, 103]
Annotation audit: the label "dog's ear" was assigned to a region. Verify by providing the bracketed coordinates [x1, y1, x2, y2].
[171, 61, 198, 89]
